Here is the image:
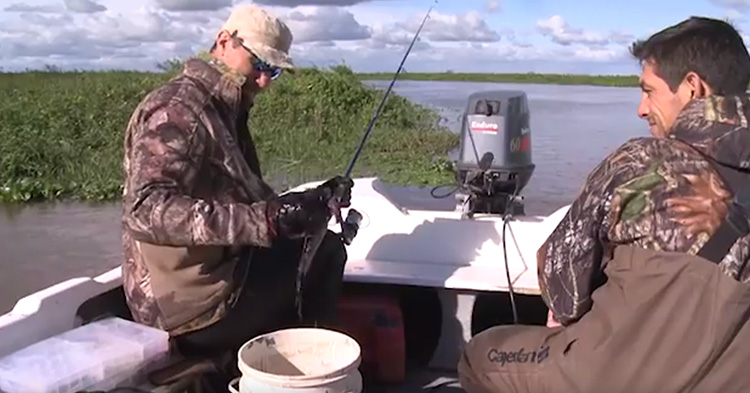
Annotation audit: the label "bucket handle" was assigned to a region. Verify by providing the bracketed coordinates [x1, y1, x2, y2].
[227, 376, 361, 393]
[228, 376, 240, 393]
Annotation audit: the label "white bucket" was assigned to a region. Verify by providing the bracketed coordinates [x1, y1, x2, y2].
[229, 327, 363, 393]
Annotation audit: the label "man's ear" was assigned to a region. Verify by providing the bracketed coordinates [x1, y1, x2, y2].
[684, 71, 712, 98]
[214, 30, 232, 52]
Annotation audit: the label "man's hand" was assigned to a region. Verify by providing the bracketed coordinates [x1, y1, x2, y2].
[316, 176, 354, 208]
[546, 309, 561, 328]
[266, 188, 330, 239]
[265, 176, 354, 240]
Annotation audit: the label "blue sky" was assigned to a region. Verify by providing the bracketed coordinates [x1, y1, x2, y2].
[0, 0, 747, 74]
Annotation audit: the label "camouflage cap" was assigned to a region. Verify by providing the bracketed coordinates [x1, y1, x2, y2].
[220, 4, 294, 69]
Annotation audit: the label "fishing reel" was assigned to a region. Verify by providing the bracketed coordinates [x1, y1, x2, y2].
[298, 178, 359, 274]
[317, 176, 361, 245]
[339, 209, 363, 245]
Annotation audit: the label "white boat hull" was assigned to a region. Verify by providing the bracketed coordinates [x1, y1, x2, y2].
[289, 177, 570, 294]
[0, 176, 570, 387]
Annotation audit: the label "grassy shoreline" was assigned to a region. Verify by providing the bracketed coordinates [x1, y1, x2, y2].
[0, 66, 649, 204]
[0, 65, 458, 203]
[357, 72, 641, 87]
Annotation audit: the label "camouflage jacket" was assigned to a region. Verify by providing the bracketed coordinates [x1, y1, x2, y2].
[121, 57, 277, 336]
[538, 95, 750, 326]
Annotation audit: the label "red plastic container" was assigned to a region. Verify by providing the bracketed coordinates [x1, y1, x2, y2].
[335, 293, 406, 384]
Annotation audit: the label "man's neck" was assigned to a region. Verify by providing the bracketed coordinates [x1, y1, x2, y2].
[197, 52, 247, 88]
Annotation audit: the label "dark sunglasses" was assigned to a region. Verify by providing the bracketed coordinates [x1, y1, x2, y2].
[229, 31, 283, 80]
[241, 43, 282, 80]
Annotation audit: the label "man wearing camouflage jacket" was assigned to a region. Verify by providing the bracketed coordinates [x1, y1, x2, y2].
[121, 4, 352, 359]
[459, 17, 750, 393]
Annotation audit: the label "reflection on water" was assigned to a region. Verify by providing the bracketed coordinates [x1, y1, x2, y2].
[0, 80, 649, 314]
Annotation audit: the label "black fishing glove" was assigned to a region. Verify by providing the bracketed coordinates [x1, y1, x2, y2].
[266, 188, 330, 239]
[316, 176, 354, 208]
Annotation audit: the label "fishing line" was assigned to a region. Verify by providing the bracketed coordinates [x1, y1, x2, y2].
[344, 1, 437, 178]
[502, 177, 521, 325]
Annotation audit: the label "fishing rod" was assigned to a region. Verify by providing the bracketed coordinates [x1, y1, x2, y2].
[295, 0, 437, 321]
[343, 2, 436, 178]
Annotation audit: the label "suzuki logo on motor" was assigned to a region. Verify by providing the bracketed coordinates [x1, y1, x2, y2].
[471, 120, 499, 133]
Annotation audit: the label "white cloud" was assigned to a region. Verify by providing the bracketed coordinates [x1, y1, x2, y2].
[254, 0, 389, 5]
[282, 6, 371, 42]
[507, 33, 532, 48]
[709, 0, 750, 22]
[571, 45, 626, 62]
[710, 0, 750, 10]
[485, 0, 501, 13]
[0, 6, 215, 67]
[0, 2, 640, 74]
[726, 8, 747, 24]
[609, 30, 635, 45]
[4, 3, 63, 13]
[154, 0, 232, 11]
[65, 0, 107, 13]
[395, 10, 501, 42]
[290, 37, 633, 74]
[537, 15, 633, 46]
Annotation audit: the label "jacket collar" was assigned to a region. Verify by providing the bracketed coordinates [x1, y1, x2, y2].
[669, 94, 750, 169]
[182, 55, 250, 115]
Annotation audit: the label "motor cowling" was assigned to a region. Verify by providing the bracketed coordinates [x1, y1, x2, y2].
[455, 90, 535, 216]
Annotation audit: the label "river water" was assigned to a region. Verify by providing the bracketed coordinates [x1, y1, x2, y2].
[0, 80, 647, 314]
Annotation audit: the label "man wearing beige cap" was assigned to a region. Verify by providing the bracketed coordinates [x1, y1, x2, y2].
[120, 3, 353, 384]
[209, 3, 295, 92]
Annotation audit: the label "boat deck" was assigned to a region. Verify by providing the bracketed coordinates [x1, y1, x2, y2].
[377, 369, 465, 393]
[128, 365, 467, 393]
[0, 177, 565, 393]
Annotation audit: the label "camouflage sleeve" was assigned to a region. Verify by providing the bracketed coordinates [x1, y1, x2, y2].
[123, 104, 274, 248]
[536, 140, 641, 325]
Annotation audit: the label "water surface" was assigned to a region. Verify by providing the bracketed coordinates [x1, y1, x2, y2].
[368, 80, 646, 209]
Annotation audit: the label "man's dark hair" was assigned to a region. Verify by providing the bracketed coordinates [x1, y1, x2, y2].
[630, 16, 750, 95]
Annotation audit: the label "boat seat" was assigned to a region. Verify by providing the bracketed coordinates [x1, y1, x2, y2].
[146, 342, 234, 393]
[76, 285, 134, 324]
[74, 287, 237, 393]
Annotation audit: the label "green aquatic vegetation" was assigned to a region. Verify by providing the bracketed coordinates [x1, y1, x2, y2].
[0, 65, 458, 203]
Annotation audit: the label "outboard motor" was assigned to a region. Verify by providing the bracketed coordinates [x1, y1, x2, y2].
[455, 90, 535, 218]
